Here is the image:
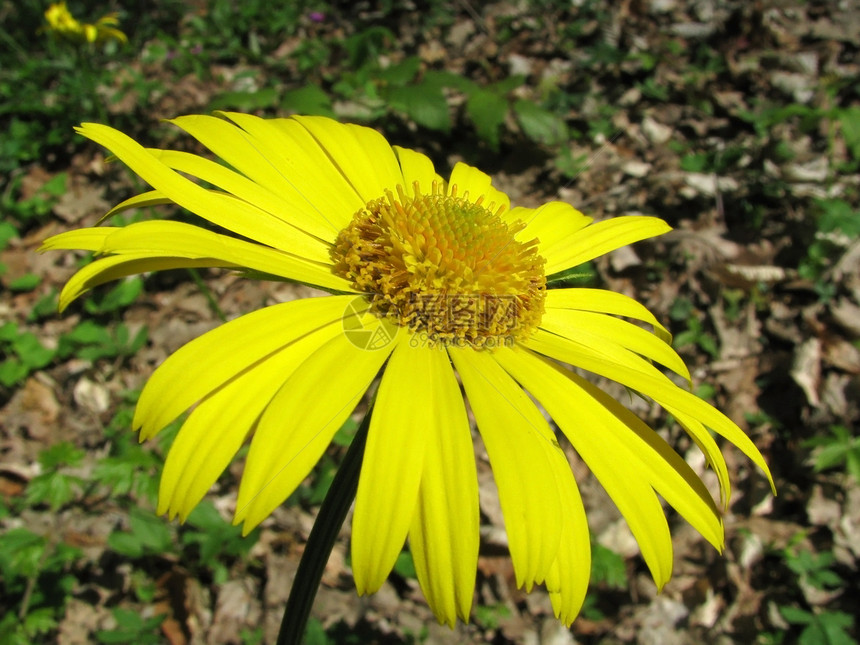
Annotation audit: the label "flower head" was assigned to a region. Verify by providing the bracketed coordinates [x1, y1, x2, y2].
[43, 1, 127, 46]
[43, 113, 774, 626]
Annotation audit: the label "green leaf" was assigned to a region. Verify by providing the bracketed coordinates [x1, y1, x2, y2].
[95, 608, 164, 644]
[40, 172, 68, 197]
[423, 70, 478, 94]
[64, 320, 109, 345]
[488, 74, 526, 95]
[798, 611, 856, 645]
[182, 501, 254, 570]
[0, 222, 17, 249]
[0, 359, 28, 387]
[208, 87, 279, 112]
[129, 507, 174, 553]
[466, 89, 508, 150]
[107, 532, 144, 558]
[393, 549, 416, 579]
[83, 277, 143, 314]
[815, 199, 860, 236]
[780, 605, 813, 625]
[591, 542, 628, 589]
[0, 321, 18, 342]
[838, 106, 860, 160]
[513, 100, 568, 145]
[22, 607, 57, 637]
[11, 332, 56, 369]
[376, 56, 421, 85]
[387, 82, 450, 132]
[281, 85, 335, 118]
[0, 528, 45, 580]
[26, 471, 84, 509]
[38, 441, 84, 469]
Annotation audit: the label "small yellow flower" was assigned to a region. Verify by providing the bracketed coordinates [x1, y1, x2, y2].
[43, 113, 774, 626]
[43, 1, 127, 45]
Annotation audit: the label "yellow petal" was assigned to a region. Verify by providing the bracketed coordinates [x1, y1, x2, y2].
[668, 412, 731, 510]
[545, 288, 672, 343]
[408, 354, 479, 625]
[449, 347, 563, 590]
[353, 339, 470, 599]
[292, 115, 404, 204]
[506, 202, 592, 275]
[135, 296, 355, 440]
[40, 227, 118, 252]
[102, 190, 172, 221]
[543, 462, 590, 625]
[393, 145, 441, 197]
[76, 123, 328, 259]
[448, 162, 511, 212]
[568, 372, 724, 550]
[494, 347, 674, 588]
[55, 253, 222, 311]
[196, 113, 365, 230]
[235, 329, 394, 531]
[525, 329, 775, 493]
[99, 220, 351, 292]
[545, 215, 672, 275]
[149, 148, 339, 240]
[157, 319, 343, 521]
[540, 308, 690, 382]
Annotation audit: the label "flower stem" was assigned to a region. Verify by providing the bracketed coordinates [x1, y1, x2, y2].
[276, 403, 372, 645]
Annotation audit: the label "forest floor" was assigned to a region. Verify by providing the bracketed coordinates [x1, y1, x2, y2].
[1, 1, 859, 643]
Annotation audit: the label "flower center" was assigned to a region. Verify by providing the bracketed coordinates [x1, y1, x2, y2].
[331, 183, 546, 349]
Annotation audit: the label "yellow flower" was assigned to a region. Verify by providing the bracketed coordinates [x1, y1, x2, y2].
[43, 1, 127, 45]
[43, 113, 774, 626]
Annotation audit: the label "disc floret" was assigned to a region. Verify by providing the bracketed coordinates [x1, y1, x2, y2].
[331, 183, 546, 348]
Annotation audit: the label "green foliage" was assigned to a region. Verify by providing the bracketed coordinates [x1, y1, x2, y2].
[0, 322, 56, 387]
[779, 607, 856, 645]
[838, 106, 860, 162]
[1, 173, 67, 223]
[94, 608, 165, 644]
[803, 425, 860, 483]
[59, 320, 149, 362]
[0, 526, 81, 643]
[590, 542, 628, 590]
[782, 545, 842, 590]
[393, 549, 416, 579]
[473, 603, 512, 630]
[798, 199, 860, 300]
[107, 507, 174, 558]
[304, 618, 336, 645]
[25, 442, 86, 510]
[670, 299, 719, 359]
[82, 277, 145, 315]
[181, 501, 259, 584]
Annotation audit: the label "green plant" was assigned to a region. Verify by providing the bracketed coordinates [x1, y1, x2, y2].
[58, 320, 148, 362]
[778, 607, 855, 645]
[94, 608, 164, 644]
[803, 425, 860, 483]
[1, 172, 67, 224]
[798, 199, 860, 300]
[0, 443, 88, 645]
[670, 299, 719, 359]
[0, 322, 57, 387]
[180, 501, 259, 584]
[473, 603, 512, 630]
[590, 541, 629, 590]
[782, 545, 842, 591]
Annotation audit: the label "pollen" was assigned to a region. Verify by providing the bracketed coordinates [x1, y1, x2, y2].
[331, 183, 546, 349]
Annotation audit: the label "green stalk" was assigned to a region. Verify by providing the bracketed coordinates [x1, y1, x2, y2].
[276, 402, 373, 645]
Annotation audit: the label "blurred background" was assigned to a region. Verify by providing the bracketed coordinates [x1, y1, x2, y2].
[1, 0, 858, 643]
